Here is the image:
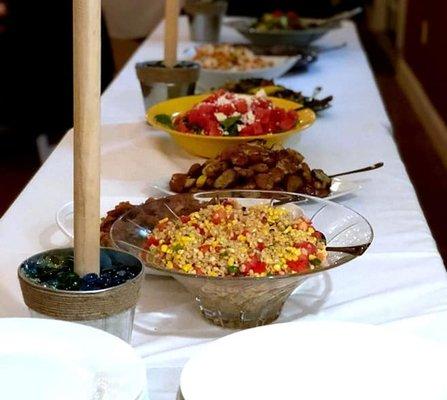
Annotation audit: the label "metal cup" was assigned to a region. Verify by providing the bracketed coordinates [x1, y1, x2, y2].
[135, 61, 200, 111]
[184, 1, 228, 42]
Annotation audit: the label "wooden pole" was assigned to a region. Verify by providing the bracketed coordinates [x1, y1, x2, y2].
[164, 0, 179, 68]
[73, 0, 101, 276]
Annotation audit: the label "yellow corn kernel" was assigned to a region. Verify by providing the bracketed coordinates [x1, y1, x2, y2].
[238, 234, 246, 242]
[166, 261, 174, 269]
[182, 264, 192, 272]
[161, 244, 168, 253]
[274, 264, 282, 271]
[308, 227, 315, 234]
[284, 226, 292, 233]
[309, 254, 316, 260]
[227, 257, 235, 266]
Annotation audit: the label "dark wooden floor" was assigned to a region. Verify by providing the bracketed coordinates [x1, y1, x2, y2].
[1, 30, 446, 266]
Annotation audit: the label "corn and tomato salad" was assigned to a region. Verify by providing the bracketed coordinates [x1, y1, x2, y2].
[142, 200, 326, 277]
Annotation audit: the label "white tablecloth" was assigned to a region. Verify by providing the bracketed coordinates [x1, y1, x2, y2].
[1, 18, 446, 399]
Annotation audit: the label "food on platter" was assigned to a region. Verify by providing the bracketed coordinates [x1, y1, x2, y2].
[191, 43, 274, 71]
[169, 141, 332, 197]
[253, 11, 307, 31]
[222, 79, 333, 112]
[155, 90, 299, 137]
[100, 194, 205, 247]
[141, 200, 327, 277]
[100, 201, 136, 247]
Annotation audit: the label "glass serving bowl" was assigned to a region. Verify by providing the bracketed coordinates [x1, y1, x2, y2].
[110, 190, 373, 329]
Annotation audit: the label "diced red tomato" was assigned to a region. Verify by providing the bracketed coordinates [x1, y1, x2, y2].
[257, 242, 266, 251]
[244, 256, 267, 274]
[199, 244, 210, 253]
[211, 209, 227, 224]
[217, 103, 234, 116]
[146, 235, 159, 247]
[294, 242, 317, 254]
[234, 99, 248, 113]
[206, 120, 221, 136]
[287, 257, 309, 273]
[180, 215, 190, 223]
[174, 117, 190, 133]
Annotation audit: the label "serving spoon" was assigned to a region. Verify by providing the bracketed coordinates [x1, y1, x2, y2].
[329, 162, 384, 178]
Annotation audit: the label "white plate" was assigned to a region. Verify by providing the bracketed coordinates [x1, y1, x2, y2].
[183, 47, 299, 91]
[0, 318, 147, 400]
[180, 321, 447, 400]
[328, 177, 361, 199]
[152, 177, 361, 200]
[55, 195, 168, 277]
[56, 196, 147, 240]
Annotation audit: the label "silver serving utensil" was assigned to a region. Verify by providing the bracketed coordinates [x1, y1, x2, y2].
[302, 7, 363, 29]
[164, 202, 181, 221]
[325, 243, 370, 256]
[329, 162, 384, 178]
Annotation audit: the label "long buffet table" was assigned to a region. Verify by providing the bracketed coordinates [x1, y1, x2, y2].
[1, 18, 447, 399]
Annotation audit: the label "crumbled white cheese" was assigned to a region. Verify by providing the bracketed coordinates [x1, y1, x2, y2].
[242, 110, 255, 125]
[214, 112, 227, 122]
[216, 95, 233, 106]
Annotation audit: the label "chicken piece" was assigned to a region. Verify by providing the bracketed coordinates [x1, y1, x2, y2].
[254, 173, 275, 190]
[236, 179, 257, 190]
[276, 157, 299, 174]
[195, 174, 207, 189]
[230, 152, 250, 167]
[250, 163, 269, 173]
[270, 167, 285, 184]
[169, 173, 188, 193]
[312, 169, 332, 188]
[202, 160, 229, 178]
[214, 169, 237, 189]
[184, 178, 196, 190]
[234, 166, 254, 178]
[286, 175, 304, 192]
[285, 148, 304, 164]
[187, 163, 203, 178]
[299, 162, 312, 182]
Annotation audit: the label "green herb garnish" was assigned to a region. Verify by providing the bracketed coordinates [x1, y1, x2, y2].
[155, 113, 173, 128]
[172, 244, 183, 252]
[220, 115, 241, 136]
[227, 265, 239, 274]
[310, 258, 321, 266]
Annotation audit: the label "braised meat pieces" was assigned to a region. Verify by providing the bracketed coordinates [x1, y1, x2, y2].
[169, 141, 332, 197]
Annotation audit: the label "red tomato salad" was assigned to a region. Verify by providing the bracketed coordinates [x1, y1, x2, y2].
[155, 90, 299, 137]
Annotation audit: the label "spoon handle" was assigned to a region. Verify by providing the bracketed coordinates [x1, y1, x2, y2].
[326, 244, 370, 256]
[329, 162, 384, 178]
[319, 7, 363, 26]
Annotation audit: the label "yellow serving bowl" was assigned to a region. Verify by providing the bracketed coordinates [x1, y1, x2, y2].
[146, 94, 316, 158]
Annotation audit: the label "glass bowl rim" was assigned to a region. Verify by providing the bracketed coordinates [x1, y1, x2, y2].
[110, 190, 374, 282]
